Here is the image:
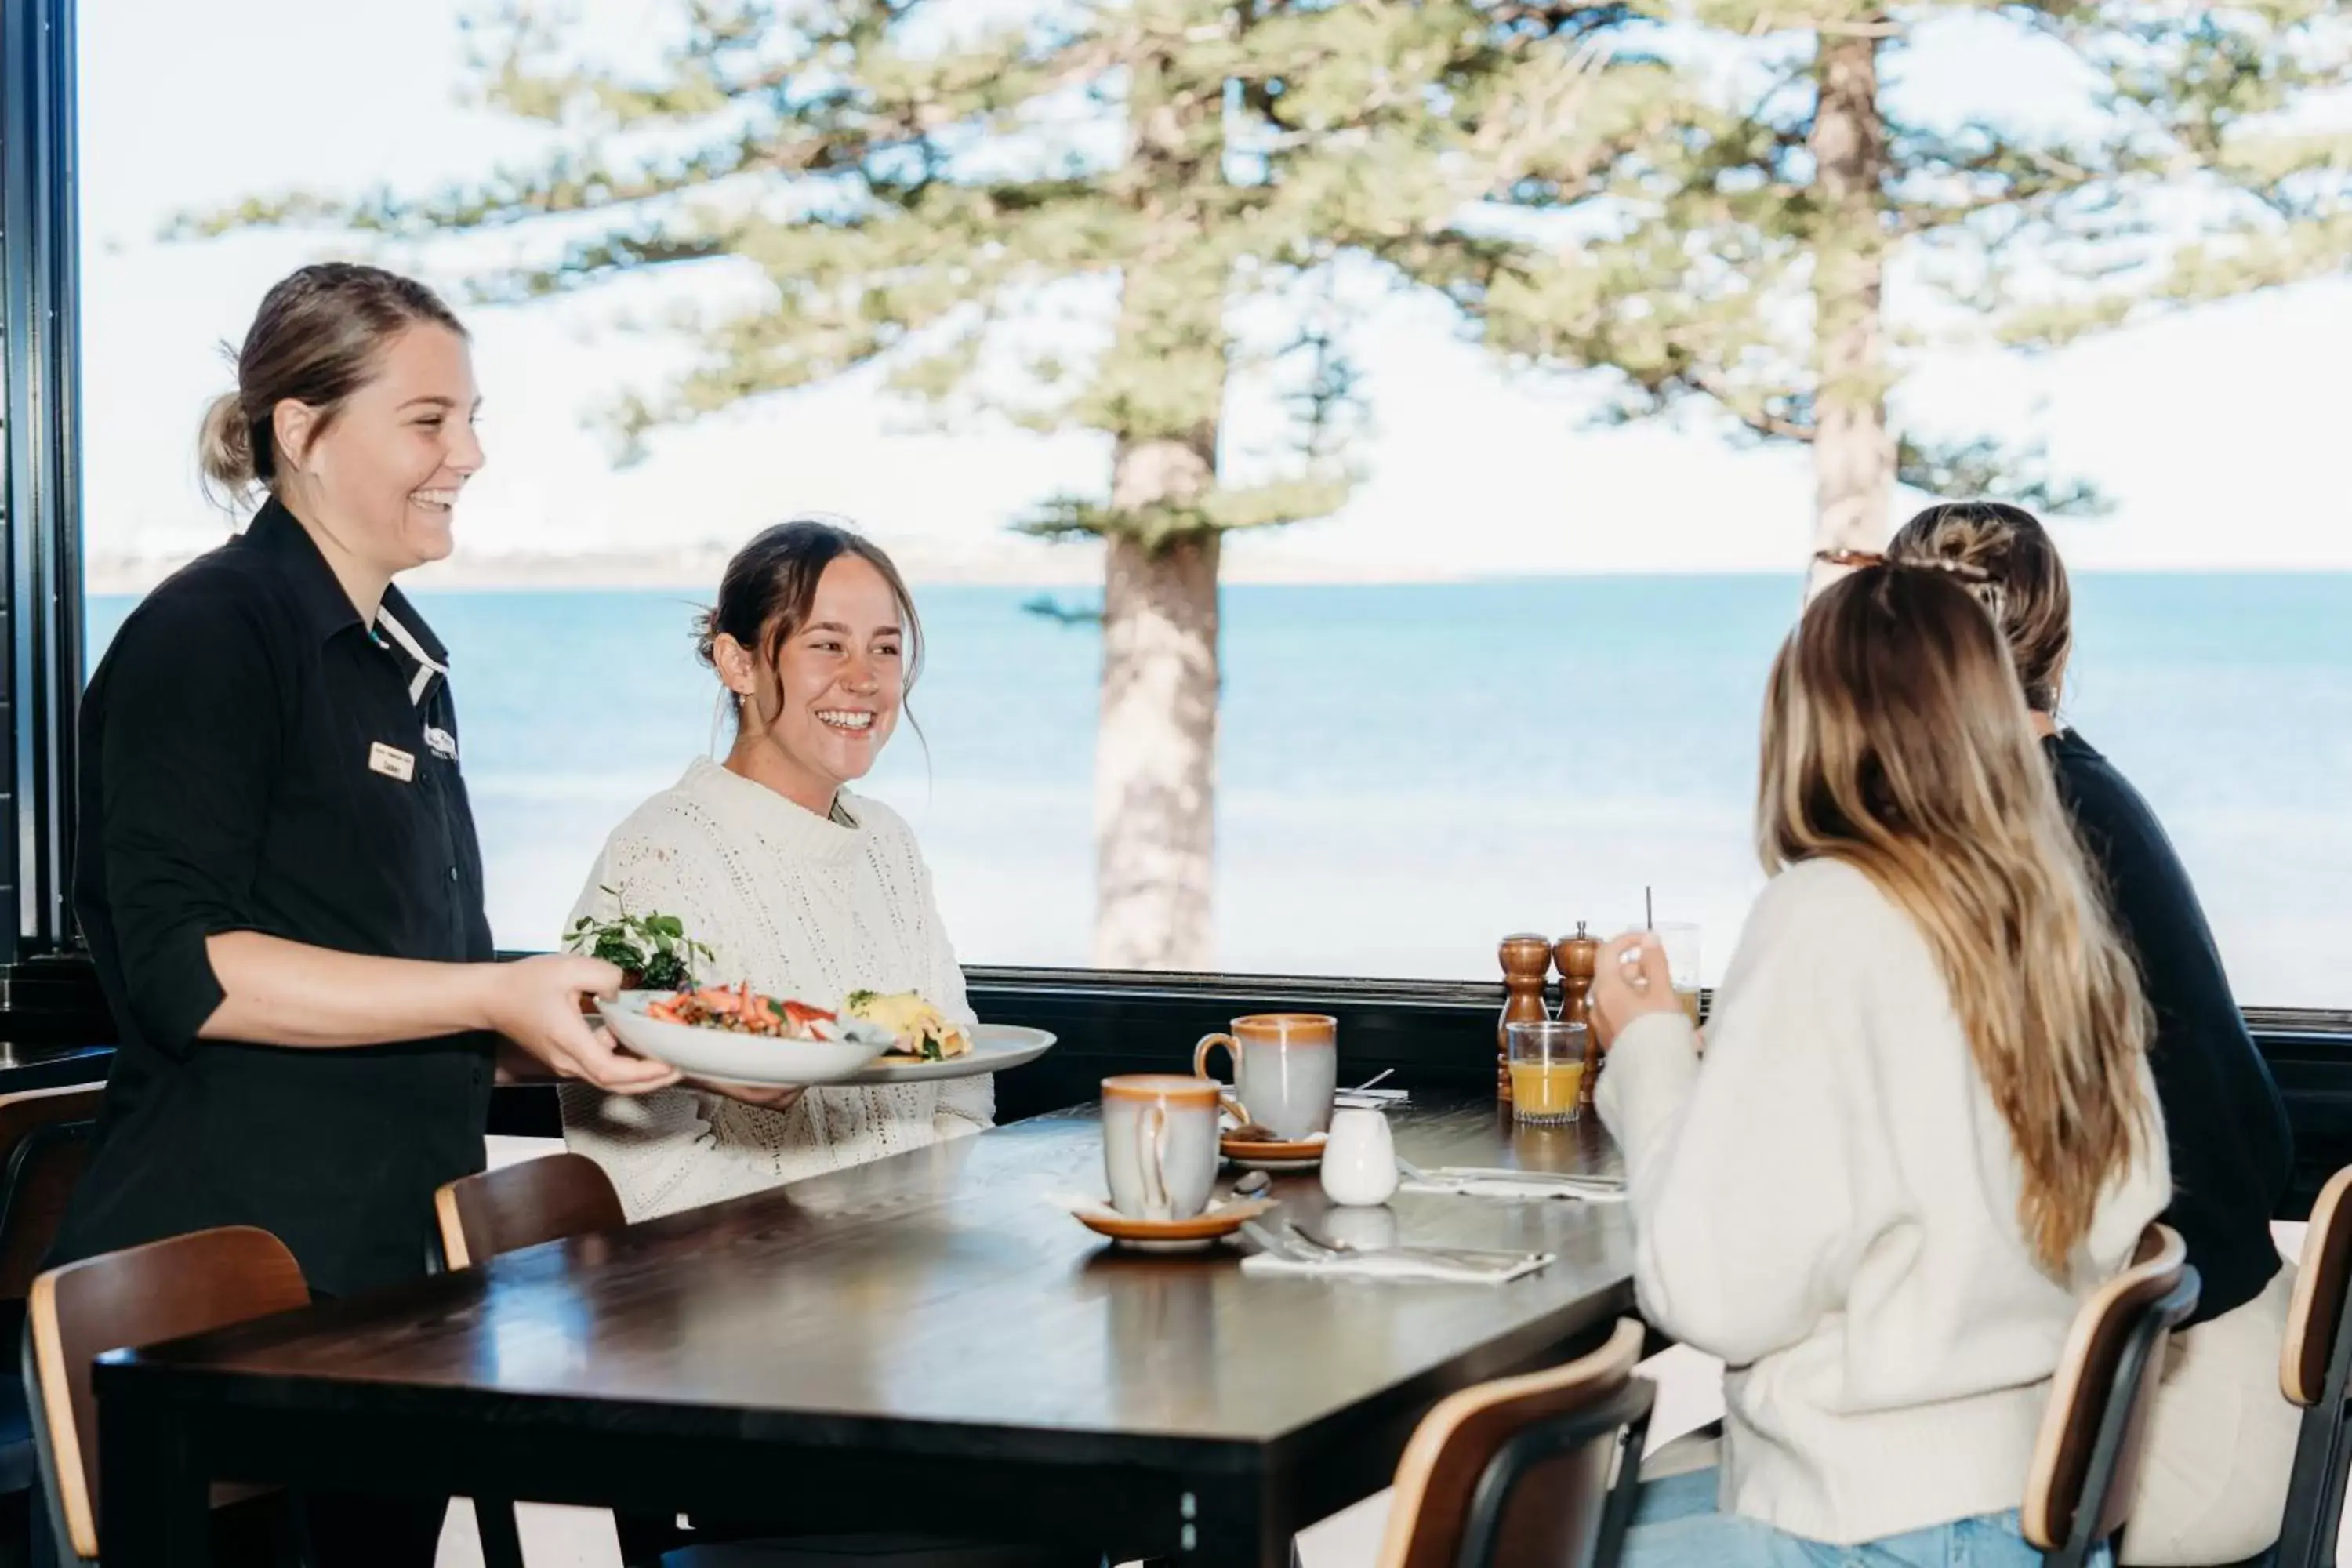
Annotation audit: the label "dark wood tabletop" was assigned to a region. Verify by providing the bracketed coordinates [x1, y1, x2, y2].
[0, 1039, 112, 1098]
[96, 1094, 1634, 1567]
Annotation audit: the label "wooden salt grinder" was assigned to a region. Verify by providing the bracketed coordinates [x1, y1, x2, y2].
[1497, 934, 1553, 1102]
[1554, 923, 1602, 1112]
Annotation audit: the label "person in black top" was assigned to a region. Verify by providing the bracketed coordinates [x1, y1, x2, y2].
[54, 264, 677, 1568]
[1890, 501, 2295, 1565]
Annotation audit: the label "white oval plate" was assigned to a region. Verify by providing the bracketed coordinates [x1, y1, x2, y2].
[839, 1024, 1058, 1085]
[597, 991, 890, 1087]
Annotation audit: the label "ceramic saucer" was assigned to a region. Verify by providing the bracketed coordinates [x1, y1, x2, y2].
[1067, 1196, 1278, 1252]
[1221, 1131, 1327, 1171]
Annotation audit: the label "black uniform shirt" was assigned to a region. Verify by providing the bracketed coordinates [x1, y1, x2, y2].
[55, 497, 496, 1297]
[2048, 728, 2293, 1325]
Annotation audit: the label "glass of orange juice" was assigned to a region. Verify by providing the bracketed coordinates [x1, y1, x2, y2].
[1506, 1020, 1587, 1124]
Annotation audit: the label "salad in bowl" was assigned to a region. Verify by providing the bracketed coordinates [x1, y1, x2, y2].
[598, 984, 898, 1086]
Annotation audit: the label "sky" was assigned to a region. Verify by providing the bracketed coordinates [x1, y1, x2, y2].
[76, 0, 2352, 581]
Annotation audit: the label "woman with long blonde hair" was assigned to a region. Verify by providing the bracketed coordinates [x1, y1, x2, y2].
[1590, 559, 2169, 1566]
[1891, 501, 2296, 1564]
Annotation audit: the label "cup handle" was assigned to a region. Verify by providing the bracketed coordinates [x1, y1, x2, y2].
[1140, 1102, 1171, 1221]
[1194, 1033, 1249, 1124]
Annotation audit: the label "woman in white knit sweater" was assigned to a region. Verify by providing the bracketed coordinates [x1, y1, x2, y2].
[1590, 557, 2170, 1566]
[561, 521, 990, 1221]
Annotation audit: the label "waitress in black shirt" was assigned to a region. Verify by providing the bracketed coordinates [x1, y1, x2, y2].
[1891, 501, 2295, 1566]
[56, 263, 677, 1565]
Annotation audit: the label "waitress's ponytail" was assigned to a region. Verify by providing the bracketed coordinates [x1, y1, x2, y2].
[198, 389, 262, 506]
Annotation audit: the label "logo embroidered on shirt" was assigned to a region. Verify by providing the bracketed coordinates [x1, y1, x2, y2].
[423, 726, 459, 762]
[368, 742, 417, 782]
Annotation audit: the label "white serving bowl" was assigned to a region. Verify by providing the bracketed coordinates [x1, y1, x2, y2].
[596, 991, 892, 1086]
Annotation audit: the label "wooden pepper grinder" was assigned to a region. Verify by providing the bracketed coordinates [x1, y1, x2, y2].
[1553, 923, 1603, 1113]
[1497, 934, 1553, 1103]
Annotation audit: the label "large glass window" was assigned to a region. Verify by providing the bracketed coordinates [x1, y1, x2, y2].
[78, 0, 2352, 1002]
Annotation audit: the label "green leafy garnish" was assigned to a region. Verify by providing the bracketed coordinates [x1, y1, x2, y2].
[564, 888, 714, 993]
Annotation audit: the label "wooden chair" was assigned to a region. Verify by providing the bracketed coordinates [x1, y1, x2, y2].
[434, 1152, 625, 1271]
[2269, 1164, 2352, 1568]
[432, 1158, 1094, 1568]
[0, 1085, 106, 1516]
[1374, 1316, 1653, 1568]
[24, 1225, 311, 1566]
[434, 1155, 627, 1568]
[2022, 1224, 2201, 1568]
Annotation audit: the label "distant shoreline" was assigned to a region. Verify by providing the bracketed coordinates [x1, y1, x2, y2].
[85, 543, 1457, 593]
[82, 547, 1503, 594]
[80, 550, 2352, 596]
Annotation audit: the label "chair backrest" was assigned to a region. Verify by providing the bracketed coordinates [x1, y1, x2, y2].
[1454, 1376, 1657, 1568]
[0, 1085, 106, 1302]
[2022, 1224, 2201, 1558]
[2282, 1164, 2352, 1409]
[1378, 1317, 1651, 1568]
[434, 1152, 625, 1269]
[27, 1225, 310, 1560]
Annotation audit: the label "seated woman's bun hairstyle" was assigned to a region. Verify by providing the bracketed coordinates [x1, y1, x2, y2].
[1886, 500, 2071, 714]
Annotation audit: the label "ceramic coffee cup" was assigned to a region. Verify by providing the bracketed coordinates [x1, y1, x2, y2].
[1100, 1075, 1221, 1221]
[1192, 1014, 1339, 1142]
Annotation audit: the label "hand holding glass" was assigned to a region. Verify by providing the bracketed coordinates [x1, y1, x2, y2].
[1590, 934, 1687, 1048]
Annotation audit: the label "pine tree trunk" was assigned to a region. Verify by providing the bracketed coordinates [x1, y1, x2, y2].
[1093, 436, 1220, 971]
[1809, 26, 1893, 573]
[1087, 29, 1229, 971]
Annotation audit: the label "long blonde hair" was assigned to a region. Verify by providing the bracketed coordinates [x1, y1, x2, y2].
[1759, 562, 2151, 1272]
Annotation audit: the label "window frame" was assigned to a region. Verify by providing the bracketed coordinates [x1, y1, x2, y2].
[5, 0, 2350, 1039]
[2, 0, 83, 965]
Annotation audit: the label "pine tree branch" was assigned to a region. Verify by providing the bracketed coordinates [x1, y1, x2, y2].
[1691, 372, 1816, 442]
[1896, 432, 2111, 516]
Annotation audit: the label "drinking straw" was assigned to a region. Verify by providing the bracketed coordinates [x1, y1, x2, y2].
[1645, 885, 1654, 931]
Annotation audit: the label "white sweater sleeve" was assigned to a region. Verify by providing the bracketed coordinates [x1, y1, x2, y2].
[1595, 873, 1875, 1368]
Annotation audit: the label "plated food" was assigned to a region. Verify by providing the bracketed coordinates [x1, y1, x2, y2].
[597, 989, 891, 1087]
[595, 960, 1054, 1088]
[844, 989, 972, 1062]
[647, 984, 860, 1040]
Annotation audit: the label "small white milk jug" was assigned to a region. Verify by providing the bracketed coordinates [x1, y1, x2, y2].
[1320, 1106, 1399, 1207]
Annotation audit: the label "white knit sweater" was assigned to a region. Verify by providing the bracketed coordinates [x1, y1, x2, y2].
[558, 757, 993, 1221]
[1597, 856, 2169, 1545]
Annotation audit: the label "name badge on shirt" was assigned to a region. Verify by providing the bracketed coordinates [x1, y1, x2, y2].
[423, 725, 459, 763]
[368, 742, 416, 782]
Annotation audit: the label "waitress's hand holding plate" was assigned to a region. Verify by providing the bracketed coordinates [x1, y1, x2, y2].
[488, 954, 683, 1094]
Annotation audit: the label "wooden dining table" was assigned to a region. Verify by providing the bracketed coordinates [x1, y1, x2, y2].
[96, 1094, 1635, 1567]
